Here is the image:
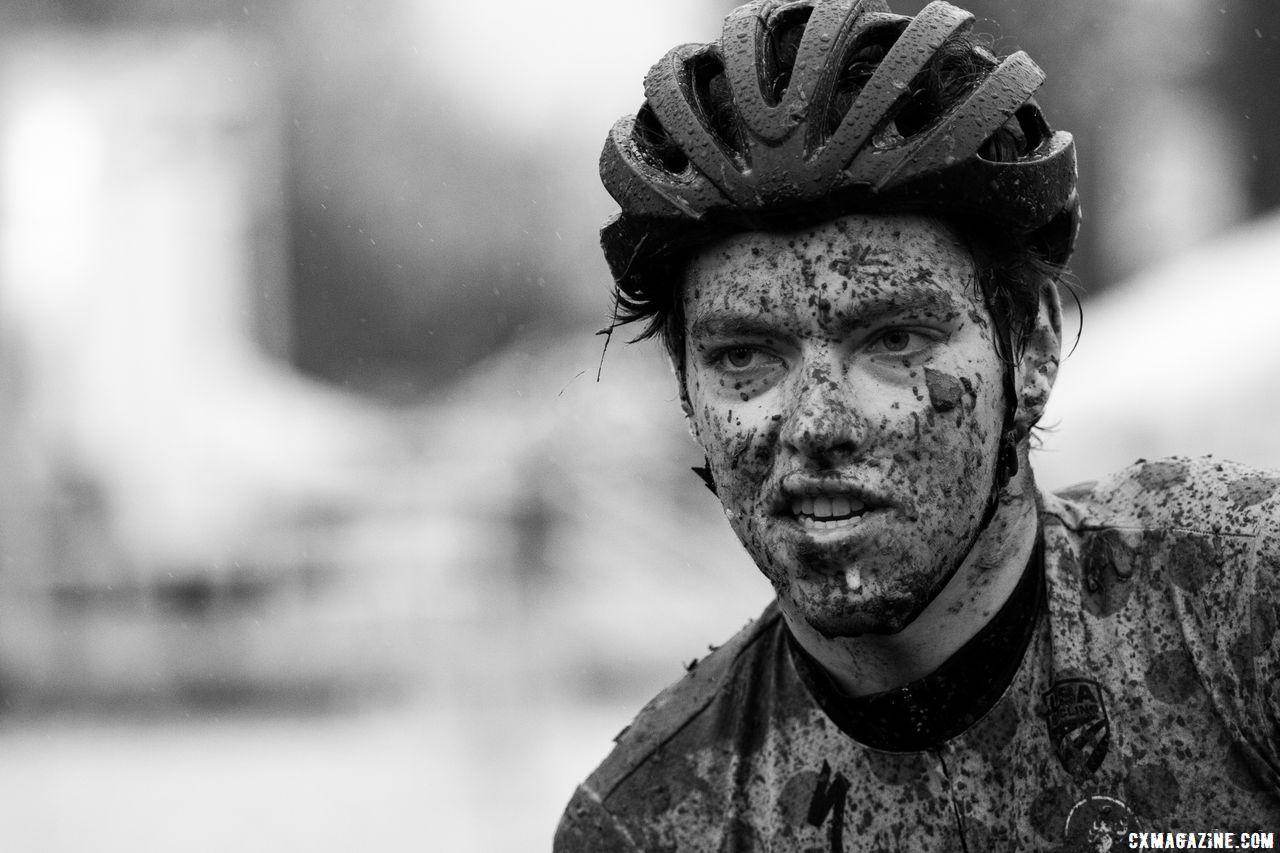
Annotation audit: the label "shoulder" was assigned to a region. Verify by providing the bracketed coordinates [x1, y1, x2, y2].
[1038, 458, 1280, 687]
[1041, 455, 1280, 538]
[555, 602, 792, 851]
[578, 600, 786, 802]
[1036, 457, 1280, 781]
[1037, 456, 1280, 614]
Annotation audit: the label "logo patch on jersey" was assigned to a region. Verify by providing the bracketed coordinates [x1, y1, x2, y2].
[1063, 795, 1141, 853]
[1043, 678, 1110, 778]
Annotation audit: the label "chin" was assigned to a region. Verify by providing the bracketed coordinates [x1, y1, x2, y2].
[788, 588, 921, 639]
[802, 607, 911, 639]
[774, 547, 962, 641]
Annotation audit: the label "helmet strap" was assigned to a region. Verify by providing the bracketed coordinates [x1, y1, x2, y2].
[975, 324, 1024, 540]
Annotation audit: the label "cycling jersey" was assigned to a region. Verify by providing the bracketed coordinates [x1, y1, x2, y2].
[554, 457, 1280, 851]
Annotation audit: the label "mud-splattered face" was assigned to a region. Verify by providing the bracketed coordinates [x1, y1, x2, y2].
[682, 213, 1006, 637]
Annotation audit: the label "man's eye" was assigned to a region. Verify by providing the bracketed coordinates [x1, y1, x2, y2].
[874, 329, 931, 354]
[715, 347, 768, 371]
[881, 331, 912, 352]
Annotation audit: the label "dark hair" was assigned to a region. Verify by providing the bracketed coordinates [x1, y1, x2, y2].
[607, 29, 1069, 379]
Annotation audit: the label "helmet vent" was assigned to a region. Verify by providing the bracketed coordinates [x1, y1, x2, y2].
[824, 22, 906, 138]
[978, 104, 1049, 162]
[601, 0, 1081, 285]
[761, 5, 813, 107]
[1030, 202, 1078, 265]
[632, 102, 690, 175]
[892, 89, 935, 138]
[892, 34, 991, 139]
[1013, 103, 1049, 153]
[690, 51, 749, 168]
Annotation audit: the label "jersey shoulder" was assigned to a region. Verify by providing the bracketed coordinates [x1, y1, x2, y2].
[579, 600, 785, 802]
[1043, 455, 1280, 537]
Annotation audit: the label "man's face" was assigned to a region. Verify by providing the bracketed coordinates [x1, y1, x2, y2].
[682, 213, 1007, 638]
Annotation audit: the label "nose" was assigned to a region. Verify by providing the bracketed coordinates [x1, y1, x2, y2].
[779, 358, 863, 465]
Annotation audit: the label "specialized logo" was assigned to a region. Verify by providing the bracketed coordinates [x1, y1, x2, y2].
[1043, 678, 1110, 778]
[1062, 796, 1141, 853]
[806, 760, 850, 853]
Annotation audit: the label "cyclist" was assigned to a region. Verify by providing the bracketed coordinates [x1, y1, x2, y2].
[556, 1, 1280, 848]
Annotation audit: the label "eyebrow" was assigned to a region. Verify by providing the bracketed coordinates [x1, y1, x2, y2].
[688, 314, 780, 341]
[688, 280, 969, 340]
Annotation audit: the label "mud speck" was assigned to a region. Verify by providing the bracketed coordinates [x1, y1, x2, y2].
[1134, 458, 1190, 491]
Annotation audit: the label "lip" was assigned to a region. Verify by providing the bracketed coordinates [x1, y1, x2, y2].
[771, 473, 890, 516]
[766, 473, 895, 546]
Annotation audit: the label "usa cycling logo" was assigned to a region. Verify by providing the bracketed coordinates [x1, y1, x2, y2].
[1043, 678, 1110, 778]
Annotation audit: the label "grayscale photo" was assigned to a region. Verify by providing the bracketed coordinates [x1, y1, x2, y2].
[0, 1, 1276, 851]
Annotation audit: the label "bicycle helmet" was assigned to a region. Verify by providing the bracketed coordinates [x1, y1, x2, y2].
[599, 0, 1079, 313]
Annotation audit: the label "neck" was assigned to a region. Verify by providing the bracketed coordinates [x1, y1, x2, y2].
[783, 449, 1041, 697]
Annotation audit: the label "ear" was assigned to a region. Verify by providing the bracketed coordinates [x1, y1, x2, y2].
[1013, 280, 1062, 432]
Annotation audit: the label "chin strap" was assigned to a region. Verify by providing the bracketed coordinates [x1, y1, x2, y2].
[993, 377, 1022, 491]
[977, 326, 1025, 538]
[907, 356, 1020, 635]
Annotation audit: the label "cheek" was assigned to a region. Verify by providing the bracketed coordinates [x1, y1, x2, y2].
[689, 381, 781, 485]
[921, 368, 994, 433]
[710, 371, 780, 402]
[910, 369, 1002, 493]
[697, 405, 779, 481]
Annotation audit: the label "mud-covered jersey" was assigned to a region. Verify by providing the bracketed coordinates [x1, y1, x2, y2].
[554, 457, 1280, 851]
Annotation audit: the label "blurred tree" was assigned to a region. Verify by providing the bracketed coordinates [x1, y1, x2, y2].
[280, 0, 579, 398]
[0, 0, 268, 28]
[1, 0, 591, 399]
[1214, 0, 1280, 215]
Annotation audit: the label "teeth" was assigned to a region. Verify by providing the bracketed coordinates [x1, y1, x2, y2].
[790, 494, 867, 522]
[799, 516, 860, 531]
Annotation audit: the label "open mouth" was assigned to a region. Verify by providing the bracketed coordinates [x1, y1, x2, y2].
[790, 495, 869, 530]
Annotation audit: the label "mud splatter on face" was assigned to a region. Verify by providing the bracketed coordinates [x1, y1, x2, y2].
[681, 213, 1007, 637]
[923, 368, 966, 414]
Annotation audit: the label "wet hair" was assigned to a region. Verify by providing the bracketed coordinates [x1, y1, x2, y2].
[607, 30, 1070, 382]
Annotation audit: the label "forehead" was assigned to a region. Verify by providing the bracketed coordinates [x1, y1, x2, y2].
[682, 213, 979, 329]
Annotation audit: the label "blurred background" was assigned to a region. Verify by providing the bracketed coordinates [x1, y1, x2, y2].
[0, 0, 1276, 849]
